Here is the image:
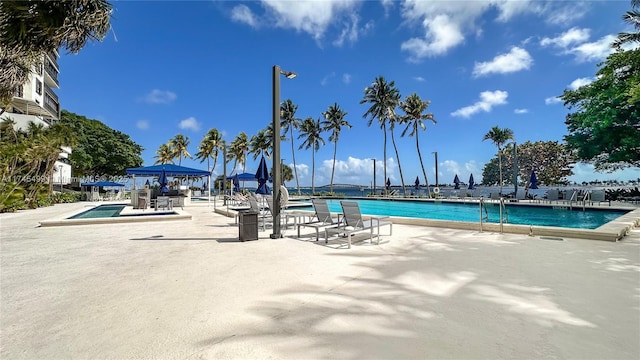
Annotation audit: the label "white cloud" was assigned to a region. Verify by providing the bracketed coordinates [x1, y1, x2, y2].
[320, 72, 335, 86]
[342, 73, 352, 84]
[230, 5, 258, 28]
[568, 77, 595, 90]
[543, 2, 589, 25]
[540, 27, 590, 48]
[473, 46, 533, 77]
[414, 76, 426, 82]
[451, 90, 508, 118]
[142, 89, 176, 104]
[545, 96, 561, 105]
[332, 13, 373, 47]
[401, 13, 466, 60]
[178, 117, 200, 131]
[514, 108, 528, 114]
[136, 120, 149, 130]
[399, 1, 546, 61]
[568, 34, 617, 63]
[260, 0, 359, 41]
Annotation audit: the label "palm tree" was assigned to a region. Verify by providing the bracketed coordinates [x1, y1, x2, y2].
[154, 143, 174, 165]
[0, 1, 113, 106]
[169, 134, 191, 165]
[249, 129, 271, 160]
[360, 76, 401, 194]
[400, 93, 436, 194]
[613, 0, 640, 49]
[228, 132, 249, 174]
[280, 99, 302, 195]
[483, 126, 514, 193]
[196, 128, 222, 176]
[298, 117, 325, 194]
[321, 102, 351, 193]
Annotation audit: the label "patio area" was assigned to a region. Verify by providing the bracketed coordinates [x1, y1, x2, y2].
[1, 202, 639, 359]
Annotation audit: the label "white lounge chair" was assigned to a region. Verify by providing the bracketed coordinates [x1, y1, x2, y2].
[324, 201, 392, 248]
[297, 198, 342, 241]
[589, 190, 609, 206]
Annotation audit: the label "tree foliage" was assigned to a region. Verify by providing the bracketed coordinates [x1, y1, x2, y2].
[0, 117, 76, 211]
[561, 48, 640, 171]
[59, 110, 143, 178]
[481, 141, 575, 187]
[0, 0, 112, 105]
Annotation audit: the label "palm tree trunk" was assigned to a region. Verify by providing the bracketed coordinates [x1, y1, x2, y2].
[390, 128, 406, 194]
[383, 123, 387, 194]
[330, 141, 337, 193]
[415, 131, 430, 195]
[290, 128, 301, 195]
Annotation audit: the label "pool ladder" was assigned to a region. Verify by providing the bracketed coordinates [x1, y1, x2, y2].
[479, 197, 508, 233]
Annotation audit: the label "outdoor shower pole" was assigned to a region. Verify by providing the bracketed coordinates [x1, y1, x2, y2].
[271, 65, 296, 239]
[433, 152, 439, 187]
[513, 141, 518, 196]
[372, 158, 376, 196]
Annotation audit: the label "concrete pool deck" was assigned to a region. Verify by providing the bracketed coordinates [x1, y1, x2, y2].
[1, 202, 639, 359]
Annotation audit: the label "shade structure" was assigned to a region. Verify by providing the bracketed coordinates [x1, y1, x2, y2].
[414, 176, 420, 189]
[468, 173, 475, 190]
[232, 174, 240, 193]
[453, 174, 460, 189]
[386, 178, 391, 190]
[529, 170, 538, 189]
[126, 164, 209, 177]
[158, 169, 169, 194]
[226, 172, 271, 182]
[255, 156, 271, 195]
[81, 181, 124, 187]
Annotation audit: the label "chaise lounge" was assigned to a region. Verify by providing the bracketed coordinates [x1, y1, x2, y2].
[324, 201, 392, 249]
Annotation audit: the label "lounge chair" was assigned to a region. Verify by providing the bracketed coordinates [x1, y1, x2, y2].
[545, 189, 559, 203]
[514, 189, 526, 201]
[248, 195, 272, 231]
[324, 201, 392, 249]
[297, 198, 342, 241]
[588, 190, 609, 206]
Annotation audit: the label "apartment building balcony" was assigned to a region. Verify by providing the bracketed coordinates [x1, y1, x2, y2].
[11, 85, 60, 120]
[44, 86, 60, 119]
[44, 59, 59, 88]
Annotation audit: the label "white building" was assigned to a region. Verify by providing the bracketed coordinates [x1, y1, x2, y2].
[2, 51, 71, 186]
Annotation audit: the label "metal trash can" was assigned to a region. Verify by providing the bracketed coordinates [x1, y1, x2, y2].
[238, 210, 258, 241]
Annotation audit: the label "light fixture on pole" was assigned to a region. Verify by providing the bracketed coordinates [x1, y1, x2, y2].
[271, 65, 297, 239]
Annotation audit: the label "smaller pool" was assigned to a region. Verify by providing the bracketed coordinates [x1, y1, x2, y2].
[69, 205, 125, 219]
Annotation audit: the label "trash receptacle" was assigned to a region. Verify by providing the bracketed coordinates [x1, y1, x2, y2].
[238, 210, 258, 241]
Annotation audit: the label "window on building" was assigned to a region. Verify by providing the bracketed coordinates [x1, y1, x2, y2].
[36, 80, 42, 95]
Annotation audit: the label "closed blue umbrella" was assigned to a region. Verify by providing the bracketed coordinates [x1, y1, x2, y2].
[158, 168, 169, 194]
[529, 170, 538, 189]
[386, 178, 391, 190]
[232, 173, 240, 193]
[468, 173, 475, 190]
[414, 176, 420, 190]
[255, 156, 271, 195]
[453, 174, 460, 190]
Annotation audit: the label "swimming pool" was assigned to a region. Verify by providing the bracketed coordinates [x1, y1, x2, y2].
[304, 199, 629, 230]
[69, 205, 126, 219]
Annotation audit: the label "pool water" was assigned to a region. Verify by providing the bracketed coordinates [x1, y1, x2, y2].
[69, 205, 125, 219]
[301, 199, 627, 229]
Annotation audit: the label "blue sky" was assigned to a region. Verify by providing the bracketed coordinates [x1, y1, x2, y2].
[58, 0, 640, 187]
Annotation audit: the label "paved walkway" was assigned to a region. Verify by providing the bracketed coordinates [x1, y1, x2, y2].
[1, 202, 639, 359]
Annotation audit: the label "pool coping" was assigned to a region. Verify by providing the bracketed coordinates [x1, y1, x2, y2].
[39, 202, 192, 227]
